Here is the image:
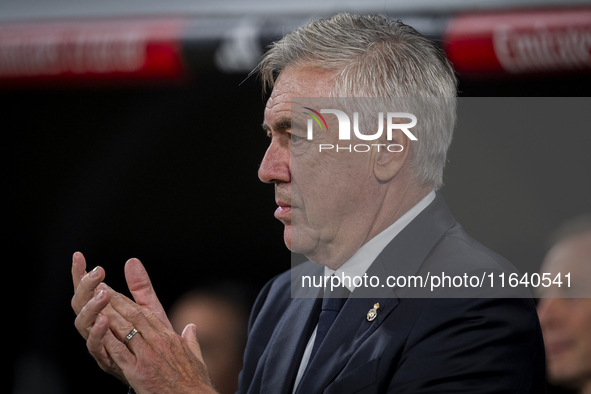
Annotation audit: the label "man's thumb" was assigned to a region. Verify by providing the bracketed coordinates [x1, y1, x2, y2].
[182, 323, 203, 359]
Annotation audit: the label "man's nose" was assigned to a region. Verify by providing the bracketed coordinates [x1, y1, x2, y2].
[258, 139, 290, 184]
[537, 297, 562, 328]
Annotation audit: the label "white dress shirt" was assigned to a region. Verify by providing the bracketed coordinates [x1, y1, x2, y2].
[292, 191, 436, 392]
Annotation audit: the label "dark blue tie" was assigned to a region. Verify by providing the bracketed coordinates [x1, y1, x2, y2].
[309, 285, 351, 362]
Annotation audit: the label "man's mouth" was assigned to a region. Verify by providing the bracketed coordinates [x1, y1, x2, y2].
[274, 201, 292, 220]
[546, 340, 573, 357]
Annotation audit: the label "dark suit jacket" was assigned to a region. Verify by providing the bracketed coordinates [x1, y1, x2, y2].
[238, 193, 546, 393]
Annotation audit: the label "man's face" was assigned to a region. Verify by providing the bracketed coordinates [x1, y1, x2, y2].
[258, 65, 383, 268]
[537, 232, 591, 388]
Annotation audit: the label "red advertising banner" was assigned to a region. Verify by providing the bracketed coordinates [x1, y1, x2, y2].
[0, 18, 188, 84]
[444, 7, 591, 77]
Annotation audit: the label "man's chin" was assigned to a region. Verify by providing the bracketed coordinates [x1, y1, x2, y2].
[284, 226, 317, 256]
[547, 355, 585, 388]
[283, 225, 292, 250]
[284, 225, 307, 253]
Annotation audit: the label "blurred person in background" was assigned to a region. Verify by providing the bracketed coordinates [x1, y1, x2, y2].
[537, 215, 591, 394]
[168, 284, 251, 394]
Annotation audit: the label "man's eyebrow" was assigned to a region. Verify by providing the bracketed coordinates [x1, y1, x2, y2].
[262, 117, 291, 133]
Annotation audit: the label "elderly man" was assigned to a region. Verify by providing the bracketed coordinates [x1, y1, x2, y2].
[537, 216, 591, 394]
[71, 13, 545, 393]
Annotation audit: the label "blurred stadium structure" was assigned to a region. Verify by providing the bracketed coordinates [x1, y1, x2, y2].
[1, 0, 590, 86]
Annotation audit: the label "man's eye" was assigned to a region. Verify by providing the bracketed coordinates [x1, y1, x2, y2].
[290, 133, 302, 143]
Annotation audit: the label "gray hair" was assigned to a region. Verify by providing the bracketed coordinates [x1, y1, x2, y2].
[257, 13, 457, 189]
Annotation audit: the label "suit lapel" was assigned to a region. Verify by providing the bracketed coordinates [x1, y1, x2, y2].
[260, 289, 322, 394]
[378, 191, 456, 296]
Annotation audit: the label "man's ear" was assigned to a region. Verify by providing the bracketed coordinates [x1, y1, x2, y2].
[373, 128, 413, 182]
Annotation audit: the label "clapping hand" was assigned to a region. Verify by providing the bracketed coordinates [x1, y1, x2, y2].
[71, 252, 217, 394]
